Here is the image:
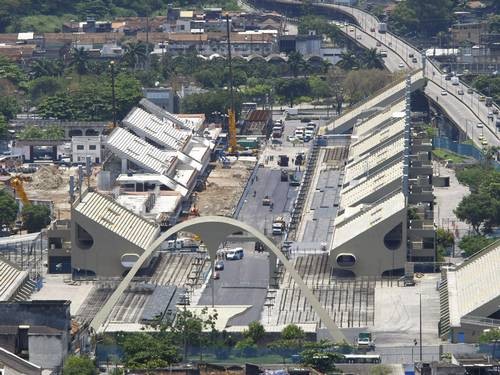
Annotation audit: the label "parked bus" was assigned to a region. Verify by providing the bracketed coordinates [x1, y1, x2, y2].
[338, 354, 381, 364]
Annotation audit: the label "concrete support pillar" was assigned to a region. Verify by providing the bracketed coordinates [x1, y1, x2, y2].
[121, 158, 128, 174]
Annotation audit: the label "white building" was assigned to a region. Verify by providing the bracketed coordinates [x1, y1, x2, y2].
[71, 136, 103, 164]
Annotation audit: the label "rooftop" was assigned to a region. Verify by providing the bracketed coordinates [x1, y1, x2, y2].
[124, 107, 191, 151]
[341, 161, 404, 208]
[353, 100, 406, 137]
[349, 118, 405, 160]
[446, 240, 500, 327]
[344, 137, 405, 182]
[106, 127, 177, 175]
[333, 190, 406, 248]
[74, 191, 159, 249]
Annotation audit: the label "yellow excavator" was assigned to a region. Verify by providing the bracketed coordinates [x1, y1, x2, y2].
[10, 175, 30, 207]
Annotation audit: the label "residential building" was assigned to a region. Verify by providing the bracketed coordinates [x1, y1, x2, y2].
[451, 21, 489, 45]
[71, 136, 103, 164]
[143, 87, 178, 113]
[0, 300, 71, 372]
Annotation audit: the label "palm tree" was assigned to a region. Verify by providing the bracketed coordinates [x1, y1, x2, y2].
[30, 59, 64, 79]
[361, 48, 384, 69]
[69, 47, 90, 76]
[287, 51, 305, 77]
[123, 41, 148, 70]
[336, 51, 358, 70]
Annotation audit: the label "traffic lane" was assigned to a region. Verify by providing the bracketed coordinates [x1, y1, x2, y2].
[426, 81, 498, 147]
[432, 72, 499, 131]
[199, 253, 269, 325]
[328, 3, 499, 144]
[339, 25, 405, 72]
[238, 169, 296, 234]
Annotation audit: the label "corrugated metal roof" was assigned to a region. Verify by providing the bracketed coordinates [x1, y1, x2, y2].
[124, 107, 190, 151]
[106, 128, 176, 175]
[139, 99, 199, 131]
[75, 192, 158, 249]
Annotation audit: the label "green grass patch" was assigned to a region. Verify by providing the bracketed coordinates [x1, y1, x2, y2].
[432, 148, 467, 164]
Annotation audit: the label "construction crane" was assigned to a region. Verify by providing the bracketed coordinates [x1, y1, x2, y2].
[10, 175, 30, 207]
[225, 13, 238, 153]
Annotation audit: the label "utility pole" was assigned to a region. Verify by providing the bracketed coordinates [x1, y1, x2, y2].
[419, 293, 423, 361]
[110, 61, 117, 128]
[146, 16, 150, 70]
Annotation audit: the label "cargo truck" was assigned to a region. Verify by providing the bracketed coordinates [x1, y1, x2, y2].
[378, 22, 387, 33]
[272, 216, 286, 235]
[357, 332, 375, 351]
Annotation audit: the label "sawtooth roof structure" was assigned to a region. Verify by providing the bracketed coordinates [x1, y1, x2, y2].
[74, 191, 159, 249]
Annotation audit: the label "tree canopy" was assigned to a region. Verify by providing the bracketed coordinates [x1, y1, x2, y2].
[22, 204, 51, 233]
[62, 355, 96, 375]
[455, 166, 500, 234]
[0, 190, 18, 227]
[389, 0, 455, 37]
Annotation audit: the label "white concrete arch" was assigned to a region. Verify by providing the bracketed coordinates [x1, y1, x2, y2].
[89, 216, 345, 341]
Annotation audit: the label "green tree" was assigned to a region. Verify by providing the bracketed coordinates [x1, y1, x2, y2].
[337, 51, 359, 70]
[456, 166, 492, 192]
[299, 341, 343, 373]
[390, 0, 454, 37]
[454, 193, 496, 234]
[235, 337, 258, 357]
[287, 51, 305, 77]
[22, 204, 51, 233]
[123, 41, 148, 71]
[120, 331, 180, 369]
[479, 328, 500, 359]
[0, 190, 18, 227]
[0, 114, 8, 138]
[244, 321, 266, 344]
[458, 235, 497, 257]
[28, 76, 63, 102]
[69, 47, 90, 76]
[436, 228, 454, 260]
[282, 324, 305, 341]
[18, 125, 44, 140]
[309, 76, 331, 102]
[29, 58, 64, 79]
[274, 78, 311, 107]
[182, 90, 242, 118]
[269, 324, 306, 363]
[342, 69, 393, 104]
[0, 96, 20, 120]
[62, 355, 96, 375]
[38, 94, 75, 120]
[0, 56, 27, 84]
[361, 48, 384, 69]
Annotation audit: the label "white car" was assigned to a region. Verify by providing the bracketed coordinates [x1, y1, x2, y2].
[441, 90, 448, 96]
[398, 63, 404, 69]
[477, 122, 484, 128]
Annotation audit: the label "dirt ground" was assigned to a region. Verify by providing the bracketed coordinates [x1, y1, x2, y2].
[24, 165, 97, 220]
[196, 161, 252, 217]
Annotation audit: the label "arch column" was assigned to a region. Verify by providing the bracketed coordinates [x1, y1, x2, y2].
[89, 216, 345, 342]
